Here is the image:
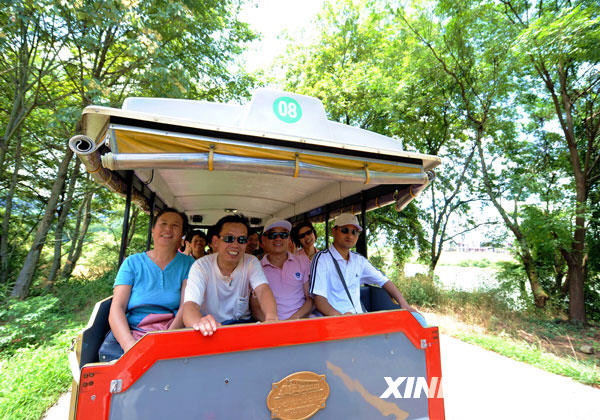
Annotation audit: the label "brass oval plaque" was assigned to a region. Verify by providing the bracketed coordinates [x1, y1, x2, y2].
[267, 371, 330, 420]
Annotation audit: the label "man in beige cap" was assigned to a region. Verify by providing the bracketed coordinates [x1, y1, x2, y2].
[310, 213, 418, 318]
[251, 218, 313, 320]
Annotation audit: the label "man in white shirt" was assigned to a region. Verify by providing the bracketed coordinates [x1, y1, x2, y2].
[310, 213, 417, 316]
[183, 215, 278, 336]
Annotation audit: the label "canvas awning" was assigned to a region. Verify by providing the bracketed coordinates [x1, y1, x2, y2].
[74, 88, 440, 225]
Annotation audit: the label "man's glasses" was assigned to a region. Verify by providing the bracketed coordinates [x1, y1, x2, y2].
[266, 231, 289, 240]
[297, 230, 314, 239]
[220, 235, 248, 244]
[339, 227, 359, 236]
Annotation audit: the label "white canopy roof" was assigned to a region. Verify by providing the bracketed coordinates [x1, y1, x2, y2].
[79, 88, 440, 225]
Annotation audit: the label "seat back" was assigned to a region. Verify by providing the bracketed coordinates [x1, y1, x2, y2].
[80, 296, 112, 367]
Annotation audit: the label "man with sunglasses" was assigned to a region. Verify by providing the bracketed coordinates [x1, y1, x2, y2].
[183, 215, 278, 336]
[310, 213, 418, 318]
[251, 218, 313, 321]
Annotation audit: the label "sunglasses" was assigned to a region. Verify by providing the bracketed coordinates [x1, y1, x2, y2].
[339, 227, 359, 236]
[266, 231, 289, 240]
[297, 229, 314, 239]
[220, 235, 248, 244]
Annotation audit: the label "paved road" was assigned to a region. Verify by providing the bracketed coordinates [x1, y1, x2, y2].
[440, 334, 600, 420]
[43, 334, 600, 419]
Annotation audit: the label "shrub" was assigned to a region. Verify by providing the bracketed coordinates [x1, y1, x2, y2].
[53, 265, 116, 314]
[0, 296, 66, 354]
[369, 254, 386, 272]
[394, 273, 441, 308]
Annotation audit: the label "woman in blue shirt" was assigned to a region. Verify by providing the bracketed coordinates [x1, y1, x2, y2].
[108, 208, 194, 353]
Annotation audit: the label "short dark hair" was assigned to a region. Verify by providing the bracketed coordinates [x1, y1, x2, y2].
[291, 220, 317, 247]
[153, 207, 188, 233]
[213, 214, 250, 238]
[206, 225, 218, 244]
[186, 229, 207, 243]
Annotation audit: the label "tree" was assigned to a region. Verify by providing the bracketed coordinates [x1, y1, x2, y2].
[504, 0, 600, 322]
[7, 0, 258, 298]
[0, 1, 70, 285]
[397, 0, 555, 307]
[381, 26, 483, 277]
[279, 0, 479, 277]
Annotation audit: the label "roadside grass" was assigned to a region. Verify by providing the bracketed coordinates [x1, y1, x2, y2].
[0, 266, 115, 419]
[394, 273, 600, 387]
[0, 327, 82, 420]
[455, 331, 600, 386]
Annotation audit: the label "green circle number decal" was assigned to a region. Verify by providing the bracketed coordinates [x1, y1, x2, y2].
[273, 97, 302, 123]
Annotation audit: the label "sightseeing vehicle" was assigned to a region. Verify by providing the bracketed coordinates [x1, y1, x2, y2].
[67, 88, 444, 420]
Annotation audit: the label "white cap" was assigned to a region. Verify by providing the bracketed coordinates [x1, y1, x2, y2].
[263, 217, 292, 233]
[333, 213, 362, 231]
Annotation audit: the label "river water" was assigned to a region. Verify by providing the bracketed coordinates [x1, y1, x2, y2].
[405, 263, 500, 291]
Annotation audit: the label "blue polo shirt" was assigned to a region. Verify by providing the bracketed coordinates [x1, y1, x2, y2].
[114, 252, 194, 325]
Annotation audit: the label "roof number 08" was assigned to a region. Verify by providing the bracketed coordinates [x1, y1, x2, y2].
[273, 97, 302, 123]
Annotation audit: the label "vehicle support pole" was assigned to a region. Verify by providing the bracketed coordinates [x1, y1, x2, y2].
[146, 192, 156, 251]
[118, 171, 134, 267]
[357, 192, 368, 257]
[325, 210, 330, 249]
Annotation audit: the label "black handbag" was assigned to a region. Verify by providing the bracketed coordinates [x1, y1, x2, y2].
[98, 304, 176, 362]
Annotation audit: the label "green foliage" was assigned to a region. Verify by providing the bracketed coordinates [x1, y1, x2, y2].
[393, 269, 516, 313]
[367, 204, 429, 269]
[0, 0, 259, 300]
[394, 273, 441, 307]
[0, 266, 114, 355]
[369, 254, 386, 271]
[53, 266, 116, 314]
[0, 327, 80, 420]
[586, 184, 600, 322]
[495, 260, 530, 308]
[519, 206, 570, 288]
[0, 264, 115, 417]
[0, 296, 65, 354]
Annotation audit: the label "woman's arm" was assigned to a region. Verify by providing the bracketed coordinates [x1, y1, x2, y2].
[169, 279, 187, 330]
[108, 285, 137, 352]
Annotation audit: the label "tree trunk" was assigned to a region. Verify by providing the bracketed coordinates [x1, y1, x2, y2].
[63, 192, 85, 276]
[567, 261, 586, 323]
[126, 207, 140, 249]
[0, 134, 23, 284]
[11, 148, 74, 299]
[553, 251, 565, 294]
[427, 141, 477, 281]
[476, 129, 549, 307]
[536, 60, 590, 322]
[61, 190, 93, 280]
[46, 159, 81, 289]
[562, 234, 586, 323]
[428, 252, 440, 281]
[565, 187, 587, 323]
[520, 250, 549, 307]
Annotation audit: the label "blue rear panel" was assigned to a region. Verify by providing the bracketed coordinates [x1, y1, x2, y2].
[109, 331, 429, 419]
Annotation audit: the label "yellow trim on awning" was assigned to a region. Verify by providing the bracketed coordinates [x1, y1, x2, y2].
[114, 129, 421, 174]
